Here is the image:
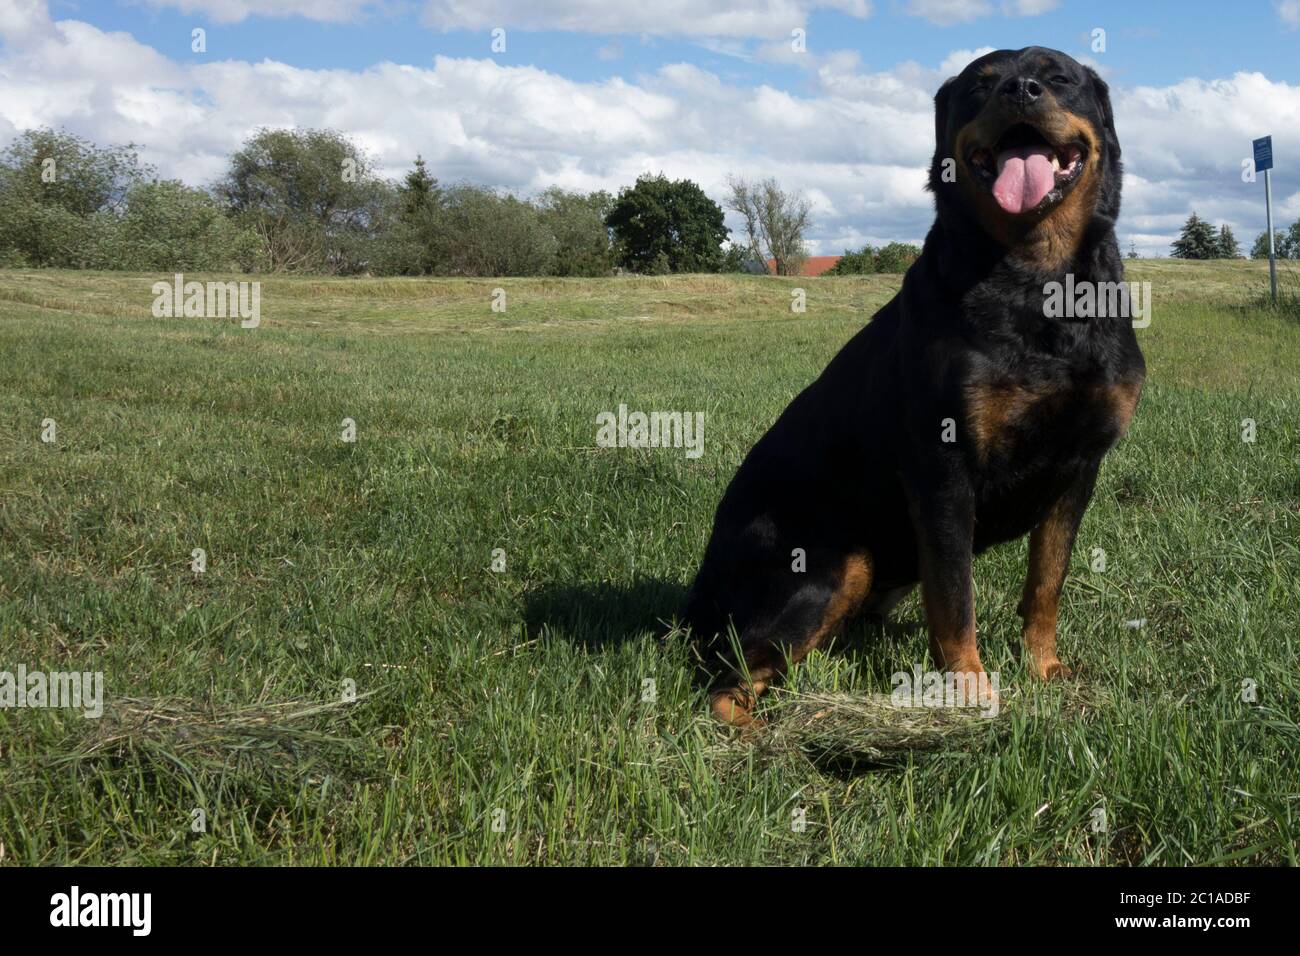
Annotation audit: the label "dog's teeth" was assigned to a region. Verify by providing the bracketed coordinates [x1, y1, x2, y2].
[1051, 154, 1061, 171]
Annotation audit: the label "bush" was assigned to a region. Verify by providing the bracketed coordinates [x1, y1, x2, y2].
[369, 170, 613, 278]
[826, 246, 877, 275]
[875, 242, 921, 273]
[435, 185, 556, 277]
[0, 195, 88, 267]
[1252, 222, 1299, 260]
[720, 245, 767, 273]
[826, 242, 919, 275]
[106, 180, 262, 271]
[0, 128, 151, 267]
[536, 187, 613, 277]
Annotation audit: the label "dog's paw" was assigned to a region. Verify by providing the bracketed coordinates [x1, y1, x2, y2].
[1030, 656, 1073, 681]
[709, 689, 764, 730]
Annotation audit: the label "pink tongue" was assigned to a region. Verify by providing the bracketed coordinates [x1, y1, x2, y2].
[992, 146, 1056, 214]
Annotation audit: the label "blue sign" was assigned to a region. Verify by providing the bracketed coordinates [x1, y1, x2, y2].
[1253, 136, 1273, 172]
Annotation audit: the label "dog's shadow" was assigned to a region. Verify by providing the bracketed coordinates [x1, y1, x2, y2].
[522, 577, 687, 650]
[522, 576, 925, 657]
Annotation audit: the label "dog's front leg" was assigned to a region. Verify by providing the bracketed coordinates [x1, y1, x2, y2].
[906, 480, 987, 682]
[1018, 463, 1099, 680]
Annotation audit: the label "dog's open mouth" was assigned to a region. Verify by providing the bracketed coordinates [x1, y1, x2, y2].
[966, 123, 1086, 215]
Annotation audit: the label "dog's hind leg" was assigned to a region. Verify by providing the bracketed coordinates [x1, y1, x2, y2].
[861, 583, 916, 621]
[710, 552, 873, 727]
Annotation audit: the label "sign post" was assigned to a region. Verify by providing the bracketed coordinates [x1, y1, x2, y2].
[1253, 135, 1276, 304]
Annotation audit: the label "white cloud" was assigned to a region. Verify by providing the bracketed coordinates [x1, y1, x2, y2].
[1111, 72, 1300, 254]
[420, 1, 874, 39]
[1003, 0, 1059, 15]
[1278, 1, 1300, 29]
[0, 0, 55, 41]
[938, 46, 996, 77]
[904, 0, 992, 26]
[141, 0, 382, 23]
[904, 0, 1056, 26]
[140, 0, 876, 34]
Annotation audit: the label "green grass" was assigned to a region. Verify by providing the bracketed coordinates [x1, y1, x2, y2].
[0, 259, 1297, 866]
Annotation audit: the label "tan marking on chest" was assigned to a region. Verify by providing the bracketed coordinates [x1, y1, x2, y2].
[965, 381, 1060, 460]
[967, 378, 1144, 460]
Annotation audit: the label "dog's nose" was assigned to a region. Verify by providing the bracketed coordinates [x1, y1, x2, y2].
[1000, 75, 1044, 107]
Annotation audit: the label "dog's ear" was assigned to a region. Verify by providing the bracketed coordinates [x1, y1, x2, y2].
[1086, 66, 1120, 160]
[928, 76, 957, 192]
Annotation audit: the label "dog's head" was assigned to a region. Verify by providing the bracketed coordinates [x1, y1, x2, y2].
[929, 47, 1120, 268]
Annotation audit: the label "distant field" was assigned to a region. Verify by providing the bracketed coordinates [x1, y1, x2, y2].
[0, 259, 1297, 865]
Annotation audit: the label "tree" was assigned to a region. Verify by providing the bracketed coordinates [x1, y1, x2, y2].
[400, 156, 441, 219]
[109, 179, 261, 271]
[1127, 241, 1139, 260]
[874, 242, 921, 273]
[434, 184, 556, 277]
[0, 127, 148, 216]
[1287, 220, 1300, 259]
[1252, 225, 1297, 260]
[1170, 212, 1219, 259]
[1215, 224, 1241, 258]
[604, 174, 728, 273]
[725, 175, 811, 276]
[1252, 230, 1284, 259]
[825, 242, 921, 275]
[825, 246, 876, 275]
[215, 127, 389, 273]
[720, 244, 766, 273]
[0, 127, 152, 267]
[375, 155, 445, 275]
[536, 187, 613, 276]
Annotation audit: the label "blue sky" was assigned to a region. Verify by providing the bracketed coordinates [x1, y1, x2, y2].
[4, 1, 1300, 255]
[54, 0, 1300, 90]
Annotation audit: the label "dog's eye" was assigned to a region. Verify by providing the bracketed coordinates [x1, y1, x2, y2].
[972, 76, 996, 94]
[1050, 74, 1071, 87]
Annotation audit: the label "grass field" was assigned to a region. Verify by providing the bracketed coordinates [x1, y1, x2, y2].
[1, 260, 1297, 866]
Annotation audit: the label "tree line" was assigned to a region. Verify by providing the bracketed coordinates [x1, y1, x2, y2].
[12, 128, 1293, 276]
[0, 126, 866, 277]
[1170, 211, 1300, 260]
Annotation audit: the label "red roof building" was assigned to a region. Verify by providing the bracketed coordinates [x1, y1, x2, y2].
[764, 255, 841, 276]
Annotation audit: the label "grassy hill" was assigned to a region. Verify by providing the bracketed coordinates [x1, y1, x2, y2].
[0, 260, 1297, 864]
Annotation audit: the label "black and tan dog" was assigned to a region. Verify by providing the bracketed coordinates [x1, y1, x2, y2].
[685, 47, 1145, 726]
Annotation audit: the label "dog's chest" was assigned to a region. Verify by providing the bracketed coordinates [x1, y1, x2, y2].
[960, 373, 1139, 546]
[963, 374, 1140, 471]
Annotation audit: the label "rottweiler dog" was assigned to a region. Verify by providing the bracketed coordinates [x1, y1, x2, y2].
[685, 47, 1145, 726]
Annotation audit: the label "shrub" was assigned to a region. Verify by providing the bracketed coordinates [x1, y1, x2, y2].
[435, 185, 557, 277]
[826, 242, 919, 275]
